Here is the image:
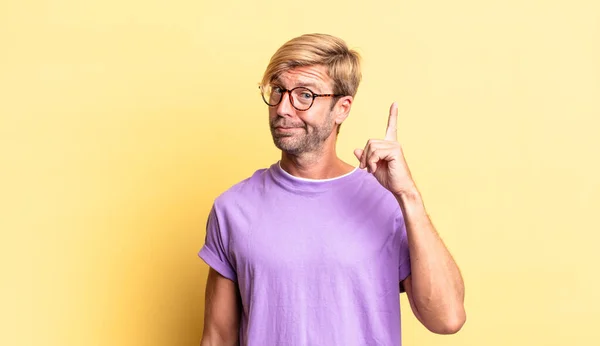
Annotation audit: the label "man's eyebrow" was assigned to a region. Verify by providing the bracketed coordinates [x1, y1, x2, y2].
[296, 82, 320, 89]
[271, 79, 321, 90]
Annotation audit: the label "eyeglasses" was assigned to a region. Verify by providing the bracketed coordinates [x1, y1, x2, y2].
[259, 85, 342, 111]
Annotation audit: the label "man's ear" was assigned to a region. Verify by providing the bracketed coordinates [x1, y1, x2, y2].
[334, 96, 353, 125]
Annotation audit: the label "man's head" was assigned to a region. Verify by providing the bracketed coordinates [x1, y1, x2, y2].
[260, 34, 362, 155]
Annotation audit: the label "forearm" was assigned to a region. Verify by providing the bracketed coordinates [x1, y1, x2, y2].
[397, 189, 465, 331]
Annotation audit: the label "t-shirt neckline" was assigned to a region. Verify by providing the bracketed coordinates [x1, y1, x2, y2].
[270, 161, 363, 193]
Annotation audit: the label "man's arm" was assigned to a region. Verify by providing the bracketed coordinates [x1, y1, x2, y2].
[399, 191, 466, 334]
[354, 102, 466, 334]
[200, 268, 241, 346]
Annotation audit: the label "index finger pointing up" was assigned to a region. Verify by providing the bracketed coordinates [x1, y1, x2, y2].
[385, 102, 398, 141]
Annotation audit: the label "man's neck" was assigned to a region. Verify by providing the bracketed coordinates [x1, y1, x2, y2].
[279, 149, 354, 180]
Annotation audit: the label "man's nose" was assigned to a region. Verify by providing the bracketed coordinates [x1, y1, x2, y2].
[276, 91, 295, 117]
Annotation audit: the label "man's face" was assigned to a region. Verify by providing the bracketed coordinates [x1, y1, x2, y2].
[268, 65, 338, 155]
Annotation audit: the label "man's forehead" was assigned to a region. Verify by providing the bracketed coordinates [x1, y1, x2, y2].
[275, 65, 333, 88]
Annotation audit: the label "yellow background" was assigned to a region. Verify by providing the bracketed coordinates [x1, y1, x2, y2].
[1, 0, 599, 345]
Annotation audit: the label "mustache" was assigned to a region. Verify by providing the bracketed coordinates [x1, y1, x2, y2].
[270, 120, 306, 129]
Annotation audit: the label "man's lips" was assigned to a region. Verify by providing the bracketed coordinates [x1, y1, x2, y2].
[274, 126, 303, 131]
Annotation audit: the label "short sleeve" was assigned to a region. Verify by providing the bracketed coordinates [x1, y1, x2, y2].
[198, 204, 237, 282]
[396, 211, 411, 292]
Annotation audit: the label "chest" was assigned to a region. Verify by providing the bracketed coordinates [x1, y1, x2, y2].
[228, 202, 399, 281]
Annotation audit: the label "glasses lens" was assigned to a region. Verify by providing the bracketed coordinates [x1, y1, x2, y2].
[291, 87, 314, 111]
[261, 85, 283, 106]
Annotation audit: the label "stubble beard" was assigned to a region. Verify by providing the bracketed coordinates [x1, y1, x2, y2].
[270, 114, 336, 156]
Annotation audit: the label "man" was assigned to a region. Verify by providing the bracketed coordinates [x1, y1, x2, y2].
[199, 33, 466, 346]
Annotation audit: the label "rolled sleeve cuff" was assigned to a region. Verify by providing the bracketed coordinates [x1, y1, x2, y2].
[399, 260, 411, 293]
[198, 246, 237, 282]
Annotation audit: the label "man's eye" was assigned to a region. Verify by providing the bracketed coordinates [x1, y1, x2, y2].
[300, 92, 312, 99]
[272, 86, 284, 93]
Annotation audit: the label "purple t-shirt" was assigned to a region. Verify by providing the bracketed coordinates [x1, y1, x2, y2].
[199, 162, 411, 345]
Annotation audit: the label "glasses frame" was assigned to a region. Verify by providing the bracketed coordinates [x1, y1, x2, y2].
[259, 85, 343, 111]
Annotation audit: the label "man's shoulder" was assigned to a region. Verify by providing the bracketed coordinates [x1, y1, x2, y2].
[213, 165, 274, 209]
[355, 169, 397, 195]
[353, 170, 402, 214]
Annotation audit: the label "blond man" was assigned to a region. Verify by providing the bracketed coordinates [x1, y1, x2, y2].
[199, 33, 466, 346]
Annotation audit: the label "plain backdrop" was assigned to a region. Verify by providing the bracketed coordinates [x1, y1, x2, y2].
[1, 0, 599, 345]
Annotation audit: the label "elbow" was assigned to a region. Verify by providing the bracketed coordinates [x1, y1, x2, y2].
[436, 317, 465, 335]
[200, 338, 238, 346]
[430, 308, 466, 335]
[200, 331, 239, 346]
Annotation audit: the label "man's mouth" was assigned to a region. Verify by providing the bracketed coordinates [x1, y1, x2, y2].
[274, 127, 301, 132]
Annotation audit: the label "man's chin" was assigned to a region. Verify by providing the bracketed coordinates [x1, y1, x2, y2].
[273, 138, 302, 155]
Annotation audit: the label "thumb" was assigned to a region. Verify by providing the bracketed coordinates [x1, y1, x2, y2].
[354, 148, 364, 162]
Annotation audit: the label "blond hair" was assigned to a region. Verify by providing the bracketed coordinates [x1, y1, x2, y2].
[261, 34, 362, 98]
